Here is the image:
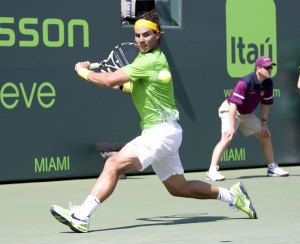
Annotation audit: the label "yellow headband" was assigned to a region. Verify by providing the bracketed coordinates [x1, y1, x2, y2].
[134, 19, 160, 32]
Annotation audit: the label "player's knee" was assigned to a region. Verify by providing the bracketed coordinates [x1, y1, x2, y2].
[104, 157, 122, 174]
[255, 132, 270, 142]
[168, 188, 183, 197]
[219, 137, 232, 147]
[166, 185, 188, 198]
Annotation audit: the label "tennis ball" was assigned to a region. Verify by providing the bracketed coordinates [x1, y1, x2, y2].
[158, 69, 171, 83]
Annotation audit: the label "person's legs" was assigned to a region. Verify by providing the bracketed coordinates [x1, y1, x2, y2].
[206, 103, 240, 181]
[210, 136, 232, 169]
[89, 144, 142, 202]
[254, 132, 289, 177]
[238, 114, 289, 177]
[206, 136, 231, 181]
[163, 174, 257, 219]
[72, 122, 181, 228]
[253, 132, 274, 164]
[239, 113, 289, 177]
[163, 174, 220, 199]
[51, 121, 182, 232]
[239, 114, 273, 164]
[153, 137, 256, 219]
[50, 144, 142, 233]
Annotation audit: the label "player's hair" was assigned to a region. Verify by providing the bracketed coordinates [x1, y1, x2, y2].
[138, 10, 162, 33]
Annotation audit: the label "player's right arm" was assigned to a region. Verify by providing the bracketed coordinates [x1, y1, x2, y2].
[75, 61, 131, 88]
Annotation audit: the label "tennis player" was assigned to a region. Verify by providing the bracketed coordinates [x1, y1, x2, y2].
[206, 56, 289, 181]
[50, 11, 257, 233]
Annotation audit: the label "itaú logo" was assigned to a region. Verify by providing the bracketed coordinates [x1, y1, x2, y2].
[0, 17, 89, 47]
[226, 0, 277, 78]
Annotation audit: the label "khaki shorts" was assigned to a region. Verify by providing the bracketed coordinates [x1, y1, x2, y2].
[127, 121, 184, 181]
[218, 100, 262, 137]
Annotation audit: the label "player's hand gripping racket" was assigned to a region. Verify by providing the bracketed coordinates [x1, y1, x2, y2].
[89, 42, 140, 70]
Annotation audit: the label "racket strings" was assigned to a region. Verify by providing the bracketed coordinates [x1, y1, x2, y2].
[114, 46, 139, 68]
[93, 43, 139, 70]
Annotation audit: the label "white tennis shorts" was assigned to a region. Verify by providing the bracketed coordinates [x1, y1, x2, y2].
[218, 100, 262, 137]
[127, 121, 184, 181]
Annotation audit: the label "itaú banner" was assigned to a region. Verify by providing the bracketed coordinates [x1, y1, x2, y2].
[226, 0, 277, 78]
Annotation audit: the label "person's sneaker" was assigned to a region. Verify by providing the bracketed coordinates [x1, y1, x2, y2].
[229, 181, 258, 219]
[50, 204, 90, 233]
[267, 164, 289, 177]
[206, 169, 225, 181]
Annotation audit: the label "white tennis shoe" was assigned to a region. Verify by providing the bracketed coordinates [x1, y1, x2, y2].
[267, 163, 289, 177]
[50, 203, 90, 233]
[206, 167, 225, 181]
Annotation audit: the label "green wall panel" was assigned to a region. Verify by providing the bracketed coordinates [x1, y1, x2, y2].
[0, 0, 299, 182]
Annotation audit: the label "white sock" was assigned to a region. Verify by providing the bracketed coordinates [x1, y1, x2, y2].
[268, 162, 277, 168]
[209, 165, 219, 172]
[75, 195, 100, 220]
[217, 187, 234, 204]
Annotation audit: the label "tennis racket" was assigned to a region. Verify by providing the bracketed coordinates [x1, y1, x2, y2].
[89, 42, 140, 70]
[96, 142, 126, 159]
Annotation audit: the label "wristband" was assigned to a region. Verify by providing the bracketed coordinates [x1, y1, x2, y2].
[77, 68, 91, 80]
[121, 82, 131, 92]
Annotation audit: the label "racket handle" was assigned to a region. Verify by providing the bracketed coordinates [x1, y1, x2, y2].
[89, 63, 100, 70]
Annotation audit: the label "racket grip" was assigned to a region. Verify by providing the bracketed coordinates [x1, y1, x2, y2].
[89, 63, 100, 70]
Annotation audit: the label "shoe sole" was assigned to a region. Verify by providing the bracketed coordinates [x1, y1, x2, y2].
[206, 177, 225, 181]
[50, 206, 86, 233]
[267, 173, 289, 177]
[50, 206, 70, 226]
[238, 182, 258, 219]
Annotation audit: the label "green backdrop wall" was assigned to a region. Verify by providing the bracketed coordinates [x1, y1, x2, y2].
[1, 0, 299, 182]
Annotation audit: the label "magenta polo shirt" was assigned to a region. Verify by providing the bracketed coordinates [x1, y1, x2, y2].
[227, 72, 273, 114]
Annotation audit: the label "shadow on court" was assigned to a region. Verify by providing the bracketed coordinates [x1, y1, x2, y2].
[88, 214, 229, 233]
[226, 172, 300, 181]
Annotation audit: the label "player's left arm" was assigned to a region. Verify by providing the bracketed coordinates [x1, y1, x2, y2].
[98, 68, 131, 92]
